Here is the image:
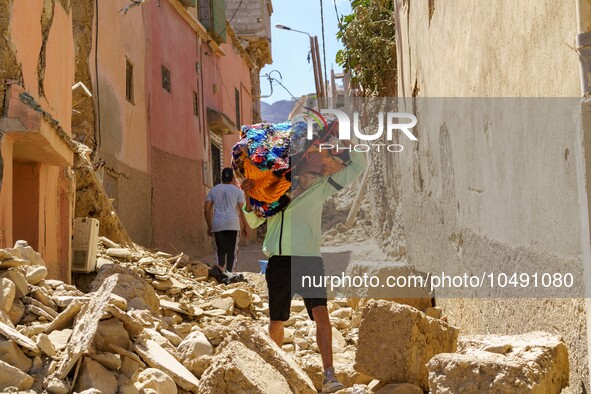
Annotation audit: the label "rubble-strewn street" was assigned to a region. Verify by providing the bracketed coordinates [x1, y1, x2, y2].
[0, 238, 570, 393]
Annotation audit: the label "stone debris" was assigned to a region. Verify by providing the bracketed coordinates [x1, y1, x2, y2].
[354, 300, 458, 390]
[0, 240, 572, 394]
[427, 332, 570, 393]
[200, 340, 292, 393]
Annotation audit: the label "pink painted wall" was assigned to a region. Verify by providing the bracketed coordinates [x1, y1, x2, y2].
[147, 0, 204, 161]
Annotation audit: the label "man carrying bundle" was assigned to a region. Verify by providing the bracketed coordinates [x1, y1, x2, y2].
[241, 138, 367, 393]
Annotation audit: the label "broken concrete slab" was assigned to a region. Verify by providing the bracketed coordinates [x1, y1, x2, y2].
[231, 322, 316, 394]
[73, 357, 118, 394]
[134, 338, 200, 392]
[354, 300, 458, 390]
[427, 332, 569, 394]
[0, 358, 34, 391]
[200, 341, 291, 394]
[55, 274, 120, 379]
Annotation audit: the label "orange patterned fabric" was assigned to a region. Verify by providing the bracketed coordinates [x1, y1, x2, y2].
[243, 159, 292, 203]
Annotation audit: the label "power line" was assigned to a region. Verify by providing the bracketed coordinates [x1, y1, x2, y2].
[320, 0, 328, 100]
[214, 0, 244, 42]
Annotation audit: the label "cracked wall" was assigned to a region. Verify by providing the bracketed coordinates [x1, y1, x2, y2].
[366, 1, 589, 392]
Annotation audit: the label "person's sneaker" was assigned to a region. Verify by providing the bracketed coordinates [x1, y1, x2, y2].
[321, 375, 345, 393]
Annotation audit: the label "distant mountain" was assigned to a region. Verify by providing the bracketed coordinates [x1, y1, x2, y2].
[260, 100, 296, 123]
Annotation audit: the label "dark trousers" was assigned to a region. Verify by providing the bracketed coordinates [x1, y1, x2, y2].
[213, 230, 238, 272]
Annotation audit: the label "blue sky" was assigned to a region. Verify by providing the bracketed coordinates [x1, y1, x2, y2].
[261, 0, 352, 104]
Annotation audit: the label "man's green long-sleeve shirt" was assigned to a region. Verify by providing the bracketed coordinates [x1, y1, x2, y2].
[243, 151, 368, 257]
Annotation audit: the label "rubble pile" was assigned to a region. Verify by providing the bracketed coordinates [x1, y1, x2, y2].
[0, 238, 572, 394]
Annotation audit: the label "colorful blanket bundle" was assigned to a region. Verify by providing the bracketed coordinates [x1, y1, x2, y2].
[232, 119, 350, 218]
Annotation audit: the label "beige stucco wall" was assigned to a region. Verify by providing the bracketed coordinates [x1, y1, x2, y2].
[376, 0, 588, 391]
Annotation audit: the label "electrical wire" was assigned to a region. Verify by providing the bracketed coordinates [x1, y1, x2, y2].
[214, 0, 244, 42]
[319, 0, 328, 98]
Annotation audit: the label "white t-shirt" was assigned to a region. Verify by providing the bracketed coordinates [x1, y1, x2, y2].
[206, 183, 245, 232]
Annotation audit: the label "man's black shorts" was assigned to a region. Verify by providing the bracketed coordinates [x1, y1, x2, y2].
[265, 255, 327, 321]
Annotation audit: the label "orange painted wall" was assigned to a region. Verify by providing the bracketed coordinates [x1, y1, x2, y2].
[0, 1, 75, 281]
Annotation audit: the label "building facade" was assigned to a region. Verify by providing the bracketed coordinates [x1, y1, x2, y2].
[0, 0, 75, 282]
[72, 0, 270, 257]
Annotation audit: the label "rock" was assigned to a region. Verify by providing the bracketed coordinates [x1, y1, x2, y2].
[0, 358, 34, 391]
[14, 241, 44, 266]
[209, 297, 234, 314]
[190, 261, 209, 279]
[221, 288, 251, 309]
[354, 300, 458, 390]
[8, 298, 25, 325]
[91, 273, 160, 314]
[44, 378, 69, 394]
[117, 374, 140, 394]
[109, 294, 128, 310]
[105, 248, 133, 259]
[300, 351, 372, 391]
[284, 328, 295, 344]
[0, 278, 16, 313]
[0, 271, 28, 298]
[332, 327, 347, 353]
[36, 333, 57, 357]
[200, 341, 292, 394]
[291, 299, 306, 313]
[427, 332, 569, 394]
[25, 266, 48, 285]
[331, 307, 353, 320]
[134, 338, 200, 392]
[95, 318, 131, 351]
[375, 383, 424, 394]
[160, 329, 183, 347]
[73, 357, 118, 394]
[99, 236, 120, 249]
[88, 352, 122, 370]
[0, 336, 32, 372]
[424, 306, 442, 320]
[134, 368, 177, 394]
[282, 343, 295, 352]
[47, 329, 72, 352]
[120, 355, 142, 380]
[231, 322, 316, 394]
[45, 300, 83, 333]
[177, 330, 214, 360]
[0, 321, 39, 352]
[152, 278, 173, 291]
[345, 262, 433, 311]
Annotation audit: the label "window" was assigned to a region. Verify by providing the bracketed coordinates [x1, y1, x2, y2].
[235, 88, 241, 128]
[193, 91, 199, 117]
[126, 58, 134, 104]
[162, 66, 171, 93]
